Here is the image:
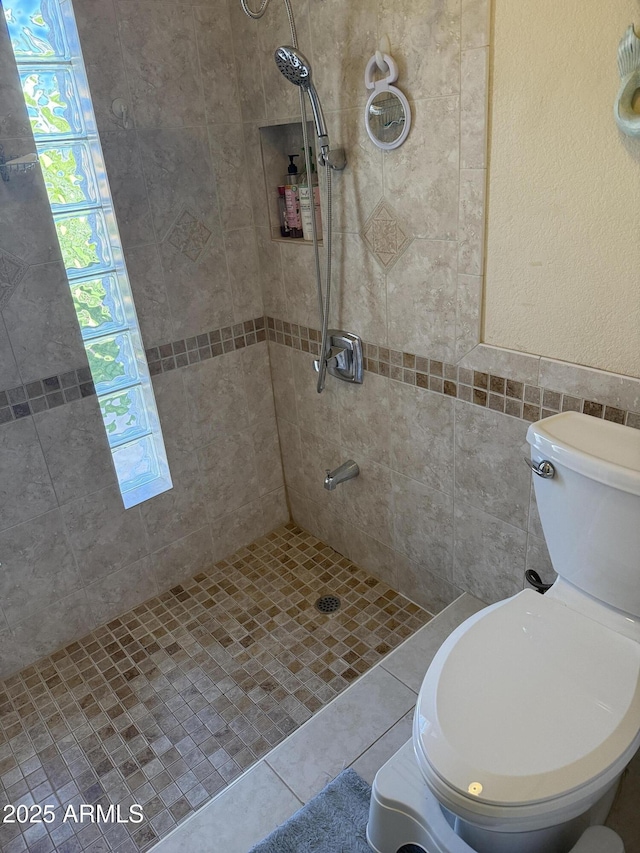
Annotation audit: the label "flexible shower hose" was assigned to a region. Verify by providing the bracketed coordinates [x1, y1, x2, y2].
[240, 0, 333, 393]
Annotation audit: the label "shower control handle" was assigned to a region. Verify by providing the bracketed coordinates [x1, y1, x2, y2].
[525, 457, 556, 479]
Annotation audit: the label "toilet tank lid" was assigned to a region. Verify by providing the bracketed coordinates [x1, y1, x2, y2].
[527, 412, 640, 495]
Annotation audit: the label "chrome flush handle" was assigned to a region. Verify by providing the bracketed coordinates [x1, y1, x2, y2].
[524, 457, 556, 478]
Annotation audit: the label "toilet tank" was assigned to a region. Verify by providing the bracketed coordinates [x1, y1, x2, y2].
[527, 412, 640, 617]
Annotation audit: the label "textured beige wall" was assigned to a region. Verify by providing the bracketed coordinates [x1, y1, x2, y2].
[484, 0, 640, 378]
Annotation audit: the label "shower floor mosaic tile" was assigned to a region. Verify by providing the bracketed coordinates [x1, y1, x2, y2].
[0, 524, 430, 853]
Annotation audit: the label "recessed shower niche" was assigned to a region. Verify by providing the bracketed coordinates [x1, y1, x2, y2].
[258, 120, 321, 243]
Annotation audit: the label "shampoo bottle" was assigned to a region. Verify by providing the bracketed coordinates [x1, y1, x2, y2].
[284, 154, 303, 238]
[299, 148, 322, 241]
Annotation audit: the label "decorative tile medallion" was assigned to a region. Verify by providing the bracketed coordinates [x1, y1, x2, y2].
[0, 247, 28, 310]
[166, 207, 212, 262]
[361, 199, 413, 270]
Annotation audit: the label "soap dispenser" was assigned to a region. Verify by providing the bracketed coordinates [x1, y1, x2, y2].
[284, 154, 303, 238]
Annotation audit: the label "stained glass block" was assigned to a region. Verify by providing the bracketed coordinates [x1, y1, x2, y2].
[99, 386, 150, 448]
[55, 210, 112, 277]
[20, 67, 83, 138]
[85, 332, 139, 394]
[39, 142, 99, 209]
[70, 274, 126, 339]
[112, 435, 161, 494]
[4, 0, 68, 60]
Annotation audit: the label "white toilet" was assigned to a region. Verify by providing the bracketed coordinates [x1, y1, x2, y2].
[368, 411, 640, 853]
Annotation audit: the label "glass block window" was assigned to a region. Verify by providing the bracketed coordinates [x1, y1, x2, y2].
[5, 0, 172, 508]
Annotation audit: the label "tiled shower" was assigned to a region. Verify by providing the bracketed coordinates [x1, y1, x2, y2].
[1, 0, 640, 849]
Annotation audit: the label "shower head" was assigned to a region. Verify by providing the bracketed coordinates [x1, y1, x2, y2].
[275, 46, 329, 155]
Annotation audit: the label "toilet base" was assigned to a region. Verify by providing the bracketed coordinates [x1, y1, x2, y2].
[366, 740, 625, 853]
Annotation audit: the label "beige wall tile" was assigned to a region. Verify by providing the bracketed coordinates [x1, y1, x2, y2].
[388, 239, 458, 362]
[395, 552, 461, 614]
[225, 229, 264, 322]
[454, 399, 531, 529]
[150, 525, 214, 591]
[198, 429, 260, 521]
[384, 96, 460, 241]
[194, 3, 242, 124]
[389, 383, 455, 495]
[0, 418, 57, 532]
[268, 342, 298, 424]
[461, 48, 489, 169]
[182, 352, 249, 448]
[458, 168, 486, 276]
[336, 371, 390, 466]
[85, 554, 158, 624]
[453, 501, 527, 602]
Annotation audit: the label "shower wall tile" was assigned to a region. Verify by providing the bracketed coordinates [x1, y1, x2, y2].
[33, 396, 116, 506]
[528, 482, 544, 539]
[307, 0, 377, 112]
[228, 0, 267, 122]
[333, 232, 388, 344]
[151, 369, 196, 465]
[455, 273, 482, 361]
[3, 262, 87, 384]
[0, 140, 61, 266]
[0, 418, 57, 532]
[327, 109, 383, 235]
[61, 484, 149, 585]
[461, 0, 491, 49]
[183, 352, 249, 447]
[225, 229, 264, 321]
[388, 382, 455, 496]
[261, 485, 290, 531]
[159, 229, 234, 340]
[74, 0, 131, 133]
[0, 21, 30, 138]
[395, 552, 462, 614]
[0, 510, 81, 627]
[117, 2, 205, 129]
[337, 371, 390, 466]
[453, 502, 527, 603]
[125, 243, 175, 348]
[339, 451, 394, 547]
[379, 0, 461, 100]
[139, 452, 208, 551]
[299, 427, 344, 511]
[208, 123, 254, 231]
[387, 239, 458, 363]
[243, 341, 280, 427]
[291, 349, 341, 439]
[454, 400, 531, 530]
[252, 411, 286, 495]
[150, 525, 213, 589]
[194, 4, 242, 125]
[268, 341, 298, 423]
[9, 590, 94, 672]
[458, 168, 486, 276]
[101, 129, 155, 248]
[384, 96, 460, 241]
[210, 498, 267, 563]
[392, 471, 454, 581]
[138, 126, 218, 240]
[257, 227, 288, 318]
[84, 554, 158, 625]
[280, 240, 322, 329]
[198, 429, 261, 520]
[276, 417, 305, 495]
[538, 358, 640, 414]
[457, 343, 541, 386]
[460, 48, 489, 169]
[245, 126, 271, 228]
[0, 319, 20, 390]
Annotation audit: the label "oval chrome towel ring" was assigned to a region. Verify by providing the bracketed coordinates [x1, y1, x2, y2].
[524, 457, 555, 479]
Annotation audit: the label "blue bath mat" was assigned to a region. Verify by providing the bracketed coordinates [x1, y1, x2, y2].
[248, 768, 372, 853]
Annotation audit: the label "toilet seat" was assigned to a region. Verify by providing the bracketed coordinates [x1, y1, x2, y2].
[414, 590, 640, 827]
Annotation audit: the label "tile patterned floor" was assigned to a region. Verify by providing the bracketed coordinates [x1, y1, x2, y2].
[0, 524, 430, 853]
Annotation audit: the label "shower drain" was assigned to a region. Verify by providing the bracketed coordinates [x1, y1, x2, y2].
[314, 594, 341, 614]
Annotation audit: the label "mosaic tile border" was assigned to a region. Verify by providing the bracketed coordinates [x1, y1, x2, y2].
[0, 317, 266, 427]
[265, 316, 640, 429]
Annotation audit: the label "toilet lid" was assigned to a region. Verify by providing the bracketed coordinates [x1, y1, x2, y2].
[415, 590, 640, 807]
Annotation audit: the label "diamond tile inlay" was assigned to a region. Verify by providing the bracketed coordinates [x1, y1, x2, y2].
[166, 207, 212, 262]
[361, 199, 413, 270]
[0, 247, 28, 310]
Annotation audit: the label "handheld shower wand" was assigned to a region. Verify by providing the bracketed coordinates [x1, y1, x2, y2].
[274, 46, 330, 161]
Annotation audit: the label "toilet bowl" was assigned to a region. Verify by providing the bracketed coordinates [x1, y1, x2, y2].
[370, 412, 640, 853]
